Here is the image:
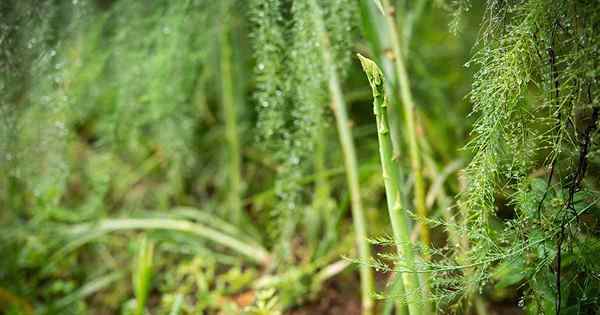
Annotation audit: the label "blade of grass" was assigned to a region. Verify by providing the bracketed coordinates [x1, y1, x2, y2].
[133, 236, 154, 315]
[358, 54, 423, 315]
[64, 218, 271, 265]
[52, 271, 125, 310]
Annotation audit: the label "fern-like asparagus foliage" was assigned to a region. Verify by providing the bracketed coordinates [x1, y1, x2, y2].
[455, 0, 600, 313]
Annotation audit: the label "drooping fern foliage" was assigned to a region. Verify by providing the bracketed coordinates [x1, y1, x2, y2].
[451, 0, 600, 313]
[249, 0, 355, 254]
[1, 0, 223, 214]
[250, 0, 302, 254]
[0, 0, 84, 215]
[248, 0, 370, 309]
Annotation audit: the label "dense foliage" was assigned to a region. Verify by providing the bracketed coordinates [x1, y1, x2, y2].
[1, 0, 598, 314]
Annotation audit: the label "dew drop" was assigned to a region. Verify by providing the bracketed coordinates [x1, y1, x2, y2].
[55, 121, 65, 131]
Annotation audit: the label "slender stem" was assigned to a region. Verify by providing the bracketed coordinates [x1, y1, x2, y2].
[308, 1, 374, 314]
[381, 0, 430, 249]
[220, 5, 243, 225]
[358, 54, 423, 315]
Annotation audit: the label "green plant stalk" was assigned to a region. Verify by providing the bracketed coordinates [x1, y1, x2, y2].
[307, 1, 374, 313]
[378, 2, 432, 311]
[358, 54, 423, 315]
[220, 5, 243, 226]
[358, 5, 412, 312]
[380, 0, 430, 249]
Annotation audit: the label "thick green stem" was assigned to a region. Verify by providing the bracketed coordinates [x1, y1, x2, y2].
[378, 3, 432, 312]
[220, 7, 243, 225]
[358, 54, 423, 315]
[308, 1, 374, 314]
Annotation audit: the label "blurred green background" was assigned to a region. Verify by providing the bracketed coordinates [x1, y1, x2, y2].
[2, 0, 599, 314]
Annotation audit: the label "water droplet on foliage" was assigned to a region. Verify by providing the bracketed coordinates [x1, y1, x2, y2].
[55, 121, 65, 131]
[258, 63, 265, 71]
